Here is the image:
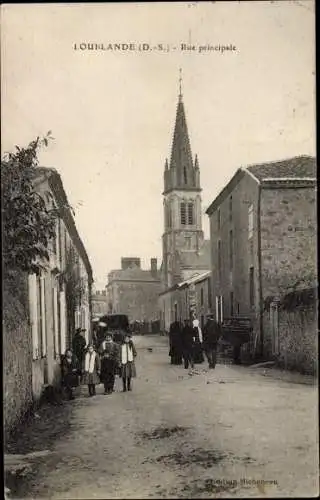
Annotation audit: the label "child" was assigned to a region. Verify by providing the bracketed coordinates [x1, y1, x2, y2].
[119, 334, 137, 392]
[61, 349, 80, 400]
[83, 344, 101, 396]
[100, 333, 119, 395]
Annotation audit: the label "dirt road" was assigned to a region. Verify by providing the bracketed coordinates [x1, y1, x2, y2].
[5, 335, 319, 498]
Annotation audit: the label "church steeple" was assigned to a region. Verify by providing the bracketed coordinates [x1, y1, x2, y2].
[164, 73, 201, 194]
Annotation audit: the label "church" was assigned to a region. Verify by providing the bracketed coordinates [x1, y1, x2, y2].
[159, 81, 211, 331]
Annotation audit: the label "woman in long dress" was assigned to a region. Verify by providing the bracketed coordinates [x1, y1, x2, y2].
[100, 333, 119, 394]
[61, 349, 80, 400]
[82, 344, 101, 397]
[169, 321, 183, 365]
[119, 334, 137, 392]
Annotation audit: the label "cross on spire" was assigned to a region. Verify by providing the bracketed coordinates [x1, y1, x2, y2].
[179, 68, 183, 101]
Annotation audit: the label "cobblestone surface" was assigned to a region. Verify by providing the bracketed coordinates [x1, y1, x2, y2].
[5, 335, 319, 499]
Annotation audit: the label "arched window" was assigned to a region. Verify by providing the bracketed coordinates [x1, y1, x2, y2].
[168, 202, 172, 228]
[187, 202, 194, 225]
[180, 202, 187, 225]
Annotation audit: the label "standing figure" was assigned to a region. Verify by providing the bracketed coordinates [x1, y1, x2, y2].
[61, 349, 80, 400]
[72, 328, 87, 371]
[169, 321, 183, 365]
[100, 333, 119, 394]
[83, 344, 101, 397]
[181, 319, 195, 370]
[192, 316, 204, 364]
[119, 334, 137, 392]
[202, 315, 222, 369]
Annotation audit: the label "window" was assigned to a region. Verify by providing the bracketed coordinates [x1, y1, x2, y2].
[248, 204, 253, 239]
[166, 203, 172, 228]
[180, 202, 187, 225]
[200, 287, 204, 306]
[229, 196, 233, 222]
[185, 236, 191, 249]
[249, 267, 254, 307]
[187, 202, 194, 225]
[183, 166, 187, 184]
[36, 275, 46, 357]
[229, 230, 233, 270]
[217, 209, 221, 230]
[218, 240, 222, 280]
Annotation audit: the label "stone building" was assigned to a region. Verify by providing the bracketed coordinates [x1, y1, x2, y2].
[106, 257, 161, 326]
[206, 155, 317, 360]
[92, 289, 109, 316]
[159, 271, 212, 330]
[4, 166, 93, 436]
[159, 87, 210, 330]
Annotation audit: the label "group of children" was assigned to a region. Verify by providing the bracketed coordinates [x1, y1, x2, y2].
[61, 332, 137, 399]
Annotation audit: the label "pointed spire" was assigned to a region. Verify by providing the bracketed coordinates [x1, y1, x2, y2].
[165, 158, 169, 170]
[169, 86, 193, 180]
[194, 154, 199, 169]
[179, 68, 183, 102]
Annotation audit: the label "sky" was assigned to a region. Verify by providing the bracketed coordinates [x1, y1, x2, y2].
[2, 1, 315, 289]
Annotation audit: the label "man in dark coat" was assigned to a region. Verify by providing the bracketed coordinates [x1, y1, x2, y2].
[202, 316, 222, 369]
[169, 321, 183, 365]
[72, 328, 86, 370]
[181, 319, 195, 370]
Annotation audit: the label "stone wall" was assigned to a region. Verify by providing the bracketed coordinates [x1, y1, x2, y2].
[116, 281, 162, 323]
[263, 300, 317, 375]
[209, 171, 260, 320]
[260, 185, 317, 297]
[277, 305, 317, 374]
[3, 271, 33, 438]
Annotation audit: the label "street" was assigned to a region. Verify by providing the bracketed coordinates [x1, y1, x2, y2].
[5, 335, 319, 499]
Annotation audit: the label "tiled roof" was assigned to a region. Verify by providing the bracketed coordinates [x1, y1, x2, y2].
[179, 240, 211, 269]
[246, 155, 316, 181]
[206, 155, 316, 216]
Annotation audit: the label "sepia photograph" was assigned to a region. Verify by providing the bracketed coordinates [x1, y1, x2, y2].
[2, 1, 318, 498]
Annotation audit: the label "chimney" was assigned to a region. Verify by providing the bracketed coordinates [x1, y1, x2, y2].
[121, 257, 141, 270]
[150, 258, 157, 278]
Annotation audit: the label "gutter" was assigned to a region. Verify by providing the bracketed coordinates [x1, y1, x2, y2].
[257, 184, 264, 358]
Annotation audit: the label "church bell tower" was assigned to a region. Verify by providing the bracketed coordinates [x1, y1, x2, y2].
[162, 72, 204, 289]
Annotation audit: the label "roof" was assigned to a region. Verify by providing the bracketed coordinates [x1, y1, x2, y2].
[206, 155, 316, 215]
[246, 155, 316, 181]
[34, 167, 93, 281]
[159, 269, 211, 296]
[170, 98, 193, 173]
[179, 240, 211, 269]
[107, 267, 161, 283]
[163, 95, 200, 194]
[178, 270, 211, 289]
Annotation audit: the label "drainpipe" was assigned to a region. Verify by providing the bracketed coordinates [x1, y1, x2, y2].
[257, 184, 264, 358]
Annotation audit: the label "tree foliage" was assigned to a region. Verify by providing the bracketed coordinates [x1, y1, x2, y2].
[1, 133, 58, 274]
